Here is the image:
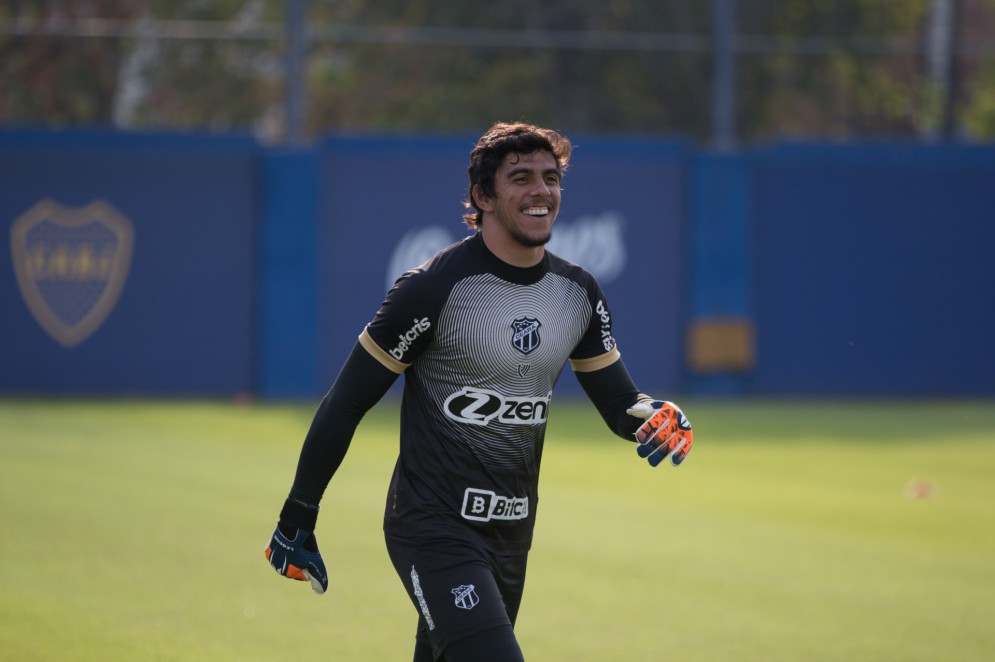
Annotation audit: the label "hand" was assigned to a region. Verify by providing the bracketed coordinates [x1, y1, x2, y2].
[265, 524, 328, 595]
[626, 400, 693, 467]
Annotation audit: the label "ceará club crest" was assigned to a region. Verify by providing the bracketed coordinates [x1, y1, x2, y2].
[510, 317, 541, 355]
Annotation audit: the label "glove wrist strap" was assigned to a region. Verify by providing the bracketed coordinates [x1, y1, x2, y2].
[279, 497, 320, 532]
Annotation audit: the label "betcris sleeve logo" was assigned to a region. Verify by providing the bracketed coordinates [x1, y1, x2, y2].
[595, 299, 615, 352]
[444, 388, 551, 426]
[389, 317, 431, 361]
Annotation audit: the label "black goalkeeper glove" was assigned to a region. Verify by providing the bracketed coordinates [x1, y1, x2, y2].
[264, 498, 328, 595]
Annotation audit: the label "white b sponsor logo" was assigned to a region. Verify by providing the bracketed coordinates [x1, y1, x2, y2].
[461, 488, 529, 522]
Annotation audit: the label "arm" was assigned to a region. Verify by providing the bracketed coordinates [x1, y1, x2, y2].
[575, 356, 694, 468]
[573, 356, 654, 439]
[288, 341, 399, 504]
[265, 340, 398, 594]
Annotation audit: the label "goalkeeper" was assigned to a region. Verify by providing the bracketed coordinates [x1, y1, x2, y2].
[265, 121, 694, 662]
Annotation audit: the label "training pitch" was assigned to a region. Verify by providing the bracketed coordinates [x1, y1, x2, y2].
[1, 397, 993, 661]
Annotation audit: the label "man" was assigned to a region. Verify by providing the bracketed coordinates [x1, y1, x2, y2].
[265, 122, 693, 661]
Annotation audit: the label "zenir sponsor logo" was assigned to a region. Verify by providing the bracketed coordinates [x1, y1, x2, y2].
[443, 387, 550, 426]
[10, 199, 134, 348]
[461, 488, 529, 523]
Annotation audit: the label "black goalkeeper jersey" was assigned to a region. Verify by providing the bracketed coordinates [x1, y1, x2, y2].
[360, 232, 621, 554]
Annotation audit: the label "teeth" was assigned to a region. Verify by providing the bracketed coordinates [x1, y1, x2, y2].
[524, 207, 549, 216]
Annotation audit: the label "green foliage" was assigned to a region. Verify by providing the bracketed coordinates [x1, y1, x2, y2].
[1, 398, 994, 661]
[3, 1, 994, 141]
[963, 56, 995, 137]
[0, 1, 130, 125]
[738, 0, 933, 140]
[305, 1, 713, 136]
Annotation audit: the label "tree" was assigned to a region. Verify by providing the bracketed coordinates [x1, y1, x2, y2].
[1, 0, 993, 142]
[0, 0, 132, 126]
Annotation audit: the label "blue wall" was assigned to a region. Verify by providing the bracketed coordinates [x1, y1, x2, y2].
[0, 129, 257, 395]
[258, 147, 320, 398]
[2, 129, 993, 397]
[749, 143, 995, 395]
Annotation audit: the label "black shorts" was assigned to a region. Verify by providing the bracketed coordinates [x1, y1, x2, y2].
[385, 533, 529, 657]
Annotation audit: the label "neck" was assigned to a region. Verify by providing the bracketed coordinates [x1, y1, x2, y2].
[479, 227, 545, 268]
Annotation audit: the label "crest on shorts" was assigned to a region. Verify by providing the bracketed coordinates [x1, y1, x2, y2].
[10, 199, 134, 348]
[451, 584, 479, 610]
[510, 317, 541, 355]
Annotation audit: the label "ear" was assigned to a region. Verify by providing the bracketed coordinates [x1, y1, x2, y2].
[472, 184, 495, 212]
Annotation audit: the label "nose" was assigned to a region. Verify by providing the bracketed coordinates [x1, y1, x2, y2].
[531, 180, 551, 197]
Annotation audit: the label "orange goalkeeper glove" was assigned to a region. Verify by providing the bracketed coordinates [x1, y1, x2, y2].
[626, 400, 693, 467]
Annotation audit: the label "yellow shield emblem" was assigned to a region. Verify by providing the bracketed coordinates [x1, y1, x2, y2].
[10, 199, 134, 348]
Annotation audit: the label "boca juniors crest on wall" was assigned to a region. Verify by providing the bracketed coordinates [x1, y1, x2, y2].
[10, 199, 134, 348]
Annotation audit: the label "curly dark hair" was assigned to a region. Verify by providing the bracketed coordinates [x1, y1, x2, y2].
[462, 122, 572, 229]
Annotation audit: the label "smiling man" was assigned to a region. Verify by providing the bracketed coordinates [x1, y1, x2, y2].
[467, 146, 562, 259]
[265, 122, 694, 661]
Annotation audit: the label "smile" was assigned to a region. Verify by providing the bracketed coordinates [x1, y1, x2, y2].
[523, 207, 550, 217]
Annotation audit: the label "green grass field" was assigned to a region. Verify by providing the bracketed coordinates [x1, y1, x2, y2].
[1, 397, 993, 661]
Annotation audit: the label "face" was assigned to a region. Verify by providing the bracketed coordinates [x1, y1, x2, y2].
[475, 150, 562, 249]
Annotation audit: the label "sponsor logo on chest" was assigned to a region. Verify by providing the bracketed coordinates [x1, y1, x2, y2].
[461, 487, 529, 522]
[443, 387, 550, 426]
